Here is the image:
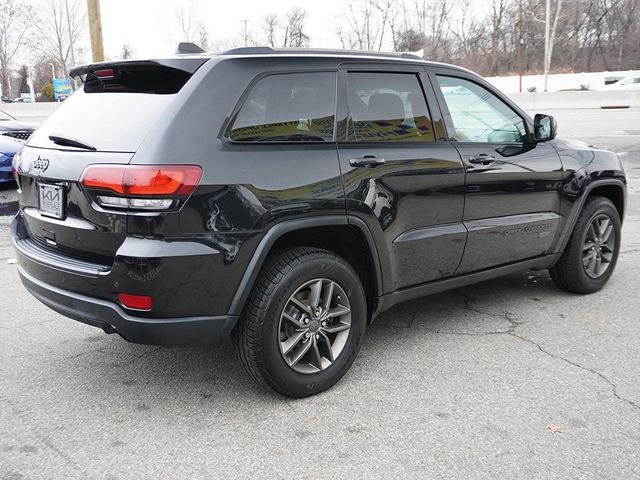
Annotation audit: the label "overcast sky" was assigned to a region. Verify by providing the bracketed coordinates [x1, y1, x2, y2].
[99, 0, 356, 59]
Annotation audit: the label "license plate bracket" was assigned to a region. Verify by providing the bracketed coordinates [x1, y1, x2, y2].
[38, 183, 65, 219]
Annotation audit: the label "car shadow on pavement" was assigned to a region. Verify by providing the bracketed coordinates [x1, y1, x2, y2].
[71, 269, 561, 402]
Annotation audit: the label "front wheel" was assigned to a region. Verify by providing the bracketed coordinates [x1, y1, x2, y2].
[550, 196, 621, 294]
[234, 247, 367, 398]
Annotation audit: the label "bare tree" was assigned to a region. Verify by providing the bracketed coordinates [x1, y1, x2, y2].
[120, 43, 133, 60]
[38, 0, 85, 75]
[336, 0, 396, 51]
[0, 0, 34, 98]
[448, 0, 487, 70]
[262, 13, 279, 47]
[198, 24, 209, 51]
[395, 29, 424, 51]
[166, 0, 209, 49]
[283, 8, 309, 48]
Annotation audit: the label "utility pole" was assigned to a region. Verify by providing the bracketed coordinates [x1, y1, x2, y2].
[518, 0, 524, 93]
[27, 65, 35, 103]
[543, 0, 550, 92]
[87, 0, 105, 62]
[64, 0, 77, 68]
[242, 19, 248, 46]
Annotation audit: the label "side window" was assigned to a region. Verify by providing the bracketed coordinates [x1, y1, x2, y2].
[436, 75, 527, 143]
[345, 72, 435, 143]
[228, 72, 336, 142]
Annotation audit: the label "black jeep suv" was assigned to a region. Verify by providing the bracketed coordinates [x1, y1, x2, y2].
[11, 48, 626, 397]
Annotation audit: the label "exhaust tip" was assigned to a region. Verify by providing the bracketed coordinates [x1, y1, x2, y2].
[102, 324, 117, 334]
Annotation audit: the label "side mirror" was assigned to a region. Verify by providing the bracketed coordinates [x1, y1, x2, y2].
[533, 113, 557, 142]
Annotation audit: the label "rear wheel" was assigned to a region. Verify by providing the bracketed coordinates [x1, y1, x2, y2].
[234, 247, 367, 398]
[550, 196, 621, 294]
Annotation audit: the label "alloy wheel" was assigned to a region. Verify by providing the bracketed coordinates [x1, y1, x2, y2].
[278, 278, 352, 374]
[582, 214, 616, 279]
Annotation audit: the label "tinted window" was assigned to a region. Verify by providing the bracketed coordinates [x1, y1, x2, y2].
[83, 65, 191, 94]
[27, 64, 198, 152]
[27, 90, 179, 152]
[346, 72, 434, 143]
[436, 75, 526, 143]
[229, 72, 336, 142]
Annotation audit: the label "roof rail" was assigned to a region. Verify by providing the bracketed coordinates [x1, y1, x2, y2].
[219, 46, 423, 60]
[222, 47, 275, 55]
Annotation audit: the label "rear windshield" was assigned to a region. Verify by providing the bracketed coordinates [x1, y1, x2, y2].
[28, 65, 195, 152]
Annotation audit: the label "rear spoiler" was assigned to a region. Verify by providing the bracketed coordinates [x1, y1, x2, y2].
[69, 58, 210, 79]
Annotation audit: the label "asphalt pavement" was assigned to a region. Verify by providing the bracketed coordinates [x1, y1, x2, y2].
[1, 107, 639, 479]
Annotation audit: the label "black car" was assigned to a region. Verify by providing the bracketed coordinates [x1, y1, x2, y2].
[0, 109, 36, 141]
[11, 48, 626, 397]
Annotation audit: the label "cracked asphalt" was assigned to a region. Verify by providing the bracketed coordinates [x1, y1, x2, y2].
[1, 109, 640, 479]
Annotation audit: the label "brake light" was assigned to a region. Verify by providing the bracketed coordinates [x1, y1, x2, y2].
[118, 293, 152, 311]
[80, 164, 202, 210]
[94, 68, 116, 79]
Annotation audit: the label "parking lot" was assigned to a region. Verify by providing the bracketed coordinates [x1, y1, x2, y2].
[1, 104, 639, 479]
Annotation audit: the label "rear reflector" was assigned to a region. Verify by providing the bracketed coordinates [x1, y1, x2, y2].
[118, 293, 153, 311]
[80, 164, 202, 200]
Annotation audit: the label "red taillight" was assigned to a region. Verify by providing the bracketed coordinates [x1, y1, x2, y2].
[81, 165, 127, 194]
[118, 293, 152, 311]
[94, 68, 116, 79]
[80, 165, 202, 197]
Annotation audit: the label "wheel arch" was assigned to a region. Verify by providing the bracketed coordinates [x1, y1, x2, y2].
[557, 178, 626, 254]
[588, 183, 625, 221]
[227, 216, 383, 321]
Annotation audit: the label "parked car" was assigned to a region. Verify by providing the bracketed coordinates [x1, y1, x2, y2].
[11, 48, 626, 397]
[0, 135, 23, 183]
[0, 109, 36, 141]
[602, 75, 640, 90]
[1, 95, 11, 103]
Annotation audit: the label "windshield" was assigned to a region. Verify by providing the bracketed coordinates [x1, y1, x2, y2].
[0, 110, 13, 120]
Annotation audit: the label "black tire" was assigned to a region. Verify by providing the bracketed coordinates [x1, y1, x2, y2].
[234, 247, 367, 398]
[550, 196, 621, 294]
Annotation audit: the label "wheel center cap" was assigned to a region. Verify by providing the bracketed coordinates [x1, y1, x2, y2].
[308, 319, 320, 332]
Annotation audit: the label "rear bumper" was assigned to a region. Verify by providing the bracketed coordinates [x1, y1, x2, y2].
[18, 266, 238, 346]
[11, 210, 246, 344]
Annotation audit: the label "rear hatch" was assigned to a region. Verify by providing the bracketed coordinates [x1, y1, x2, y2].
[15, 58, 208, 266]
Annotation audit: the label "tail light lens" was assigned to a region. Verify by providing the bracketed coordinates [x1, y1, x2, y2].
[80, 164, 202, 211]
[94, 68, 117, 79]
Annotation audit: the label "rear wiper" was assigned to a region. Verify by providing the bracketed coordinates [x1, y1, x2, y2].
[49, 134, 97, 151]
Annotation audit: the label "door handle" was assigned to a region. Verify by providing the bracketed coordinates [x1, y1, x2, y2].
[468, 154, 496, 165]
[350, 155, 386, 168]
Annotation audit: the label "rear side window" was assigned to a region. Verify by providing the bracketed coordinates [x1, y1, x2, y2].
[228, 72, 336, 143]
[346, 72, 435, 143]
